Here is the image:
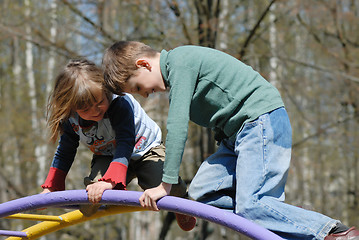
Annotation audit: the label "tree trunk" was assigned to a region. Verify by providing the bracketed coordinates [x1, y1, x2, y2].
[36, 0, 58, 186]
[25, 0, 38, 133]
[216, 0, 229, 51]
[269, 5, 278, 88]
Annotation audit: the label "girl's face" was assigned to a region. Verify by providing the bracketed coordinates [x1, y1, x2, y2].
[76, 93, 110, 121]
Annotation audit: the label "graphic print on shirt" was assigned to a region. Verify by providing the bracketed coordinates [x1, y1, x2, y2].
[135, 135, 147, 151]
[81, 122, 104, 145]
[95, 140, 115, 155]
[71, 119, 116, 156]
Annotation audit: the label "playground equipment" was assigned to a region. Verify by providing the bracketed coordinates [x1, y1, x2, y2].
[0, 190, 283, 240]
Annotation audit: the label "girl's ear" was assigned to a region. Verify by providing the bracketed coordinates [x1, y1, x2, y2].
[135, 59, 151, 70]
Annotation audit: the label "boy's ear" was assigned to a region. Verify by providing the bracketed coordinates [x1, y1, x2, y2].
[135, 59, 151, 70]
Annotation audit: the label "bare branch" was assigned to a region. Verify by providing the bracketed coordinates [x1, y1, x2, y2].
[60, 0, 117, 43]
[293, 114, 359, 148]
[0, 24, 77, 58]
[166, 0, 193, 44]
[296, 12, 359, 69]
[0, 169, 25, 198]
[239, 0, 277, 58]
[276, 55, 359, 83]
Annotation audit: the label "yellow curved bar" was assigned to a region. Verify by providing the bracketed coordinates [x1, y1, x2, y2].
[6, 213, 63, 222]
[6, 205, 145, 240]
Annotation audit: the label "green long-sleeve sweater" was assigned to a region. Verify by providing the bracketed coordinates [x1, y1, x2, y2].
[160, 46, 284, 184]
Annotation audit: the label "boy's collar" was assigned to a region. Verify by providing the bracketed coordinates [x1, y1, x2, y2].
[159, 49, 169, 87]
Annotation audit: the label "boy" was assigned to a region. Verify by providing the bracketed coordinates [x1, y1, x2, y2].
[102, 41, 358, 240]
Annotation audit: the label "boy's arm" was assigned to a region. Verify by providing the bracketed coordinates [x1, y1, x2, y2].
[41, 121, 79, 191]
[98, 97, 135, 189]
[138, 64, 197, 210]
[162, 65, 197, 184]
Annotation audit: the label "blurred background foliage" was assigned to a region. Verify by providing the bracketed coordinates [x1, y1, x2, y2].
[0, 0, 358, 239]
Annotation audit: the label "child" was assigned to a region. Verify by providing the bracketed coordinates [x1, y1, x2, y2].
[102, 41, 359, 240]
[41, 58, 196, 231]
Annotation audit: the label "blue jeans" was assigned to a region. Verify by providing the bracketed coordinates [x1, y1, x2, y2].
[188, 107, 338, 240]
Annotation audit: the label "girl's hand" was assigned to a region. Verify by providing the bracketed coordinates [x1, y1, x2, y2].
[38, 188, 55, 210]
[86, 181, 116, 204]
[139, 182, 172, 211]
[40, 188, 54, 194]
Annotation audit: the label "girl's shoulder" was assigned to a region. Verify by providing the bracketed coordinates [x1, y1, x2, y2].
[108, 95, 131, 112]
[106, 94, 136, 121]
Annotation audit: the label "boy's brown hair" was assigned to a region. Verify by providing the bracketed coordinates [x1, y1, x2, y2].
[102, 41, 158, 94]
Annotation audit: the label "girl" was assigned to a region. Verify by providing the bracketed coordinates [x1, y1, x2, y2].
[41, 58, 195, 231]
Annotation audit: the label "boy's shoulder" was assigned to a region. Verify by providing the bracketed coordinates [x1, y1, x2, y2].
[171, 45, 213, 53]
[169, 45, 203, 55]
[165, 45, 221, 63]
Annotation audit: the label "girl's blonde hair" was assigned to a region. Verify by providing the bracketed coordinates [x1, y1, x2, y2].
[47, 58, 112, 143]
[102, 41, 158, 94]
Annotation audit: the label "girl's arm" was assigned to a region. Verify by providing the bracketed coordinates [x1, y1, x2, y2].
[86, 97, 135, 203]
[41, 121, 80, 191]
[98, 97, 135, 187]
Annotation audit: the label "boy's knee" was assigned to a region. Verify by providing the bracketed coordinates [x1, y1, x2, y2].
[235, 198, 261, 218]
[188, 181, 201, 200]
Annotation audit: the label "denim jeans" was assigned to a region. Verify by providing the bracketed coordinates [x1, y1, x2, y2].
[188, 107, 338, 240]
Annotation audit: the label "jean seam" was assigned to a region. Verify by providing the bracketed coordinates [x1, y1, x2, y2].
[257, 199, 319, 235]
[257, 120, 267, 196]
[317, 220, 339, 240]
[215, 179, 225, 191]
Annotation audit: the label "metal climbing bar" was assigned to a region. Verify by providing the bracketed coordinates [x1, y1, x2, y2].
[6, 213, 64, 221]
[5, 206, 144, 240]
[0, 230, 27, 238]
[0, 190, 283, 240]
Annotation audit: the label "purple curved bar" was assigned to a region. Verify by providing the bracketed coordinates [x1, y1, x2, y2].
[0, 230, 27, 237]
[0, 190, 282, 240]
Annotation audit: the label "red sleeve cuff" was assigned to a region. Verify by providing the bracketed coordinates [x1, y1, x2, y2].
[99, 162, 127, 190]
[41, 167, 67, 191]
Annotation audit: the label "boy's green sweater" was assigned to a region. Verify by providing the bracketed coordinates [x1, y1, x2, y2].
[159, 46, 284, 184]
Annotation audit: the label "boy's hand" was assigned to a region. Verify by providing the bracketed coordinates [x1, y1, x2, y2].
[139, 182, 172, 211]
[86, 181, 116, 204]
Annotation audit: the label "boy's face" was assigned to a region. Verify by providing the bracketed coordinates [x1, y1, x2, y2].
[123, 64, 166, 98]
[76, 92, 110, 121]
